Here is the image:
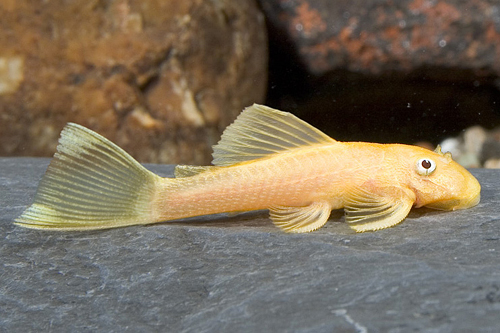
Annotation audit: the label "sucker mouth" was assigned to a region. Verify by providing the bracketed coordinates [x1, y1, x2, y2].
[425, 199, 461, 211]
[426, 193, 480, 211]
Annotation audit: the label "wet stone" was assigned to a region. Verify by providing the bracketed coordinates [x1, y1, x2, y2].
[1, 157, 500, 332]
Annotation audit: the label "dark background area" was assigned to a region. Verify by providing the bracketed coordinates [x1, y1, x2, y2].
[264, 28, 500, 146]
[260, 0, 500, 145]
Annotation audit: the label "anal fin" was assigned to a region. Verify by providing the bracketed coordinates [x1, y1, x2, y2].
[269, 201, 332, 233]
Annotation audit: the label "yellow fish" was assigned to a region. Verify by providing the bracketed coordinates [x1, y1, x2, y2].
[15, 104, 481, 233]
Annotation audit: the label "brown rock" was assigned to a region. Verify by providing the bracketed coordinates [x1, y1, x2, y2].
[260, 0, 500, 76]
[0, 0, 267, 164]
[259, 0, 500, 149]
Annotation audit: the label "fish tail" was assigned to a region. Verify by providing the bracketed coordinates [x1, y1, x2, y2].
[15, 123, 162, 230]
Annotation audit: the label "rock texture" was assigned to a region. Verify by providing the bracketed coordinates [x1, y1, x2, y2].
[260, 0, 500, 76]
[1, 157, 500, 332]
[259, 0, 500, 148]
[0, 0, 267, 164]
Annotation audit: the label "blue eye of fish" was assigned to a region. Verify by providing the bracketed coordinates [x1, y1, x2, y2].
[416, 158, 436, 176]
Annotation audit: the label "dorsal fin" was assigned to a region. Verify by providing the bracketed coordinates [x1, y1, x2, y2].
[212, 104, 336, 166]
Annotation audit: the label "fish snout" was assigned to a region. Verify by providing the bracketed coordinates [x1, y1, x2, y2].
[457, 177, 481, 209]
[426, 173, 481, 211]
[458, 172, 481, 209]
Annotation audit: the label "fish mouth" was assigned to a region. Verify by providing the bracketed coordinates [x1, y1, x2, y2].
[426, 193, 480, 211]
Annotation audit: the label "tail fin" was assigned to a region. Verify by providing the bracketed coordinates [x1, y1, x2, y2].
[15, 123, 161, 230]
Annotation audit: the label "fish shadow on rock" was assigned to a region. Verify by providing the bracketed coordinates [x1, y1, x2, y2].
[161, 209, 353, 233]
[159, 208, 451, 233]
[407, 207, 449, 219]
[159, 210, 274, 230]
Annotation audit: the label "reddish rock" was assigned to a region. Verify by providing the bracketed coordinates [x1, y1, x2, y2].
[260, 0, 500, 76]
[259, 0, 500, 147]
[0, 0, 267, 164]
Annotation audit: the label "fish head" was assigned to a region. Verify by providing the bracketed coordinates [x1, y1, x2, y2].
[403, 145, 481, 210]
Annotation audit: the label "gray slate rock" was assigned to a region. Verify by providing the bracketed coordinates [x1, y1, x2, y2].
[1, 157, 499, 332]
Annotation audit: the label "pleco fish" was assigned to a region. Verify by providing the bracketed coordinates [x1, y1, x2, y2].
[15, 104, 481, 233]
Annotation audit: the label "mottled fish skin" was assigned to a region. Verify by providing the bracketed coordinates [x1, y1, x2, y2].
[14, 104, 481, 233]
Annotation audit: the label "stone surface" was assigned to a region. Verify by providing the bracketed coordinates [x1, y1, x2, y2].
[0, 0, 267, 164]
[260, 0, 500, 76]
[1, 157, 500, 332]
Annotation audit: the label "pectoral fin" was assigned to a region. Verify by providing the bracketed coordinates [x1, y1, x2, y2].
[344, 186, 415, 232]
[269, 201, 332, 233]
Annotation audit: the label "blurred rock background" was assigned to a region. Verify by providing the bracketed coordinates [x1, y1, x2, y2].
[1, 0, 500, 166]
[0, 0, 267, 164]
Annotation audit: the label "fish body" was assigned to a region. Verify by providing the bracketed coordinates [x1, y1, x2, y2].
[15, 104, 481, 232]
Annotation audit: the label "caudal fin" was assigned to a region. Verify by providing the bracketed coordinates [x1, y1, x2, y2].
[15, 123, 161, 230]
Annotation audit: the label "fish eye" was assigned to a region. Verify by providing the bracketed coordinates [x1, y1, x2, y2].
[416, 158, 436, 176]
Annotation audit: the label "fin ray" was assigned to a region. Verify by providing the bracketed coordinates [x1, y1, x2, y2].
[212, 104, 336, 166]
[174, 165, 218, 178]
[270, 201, 332, 233]
[344, 186, 415, 232]
[15, 123, 161, 230]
